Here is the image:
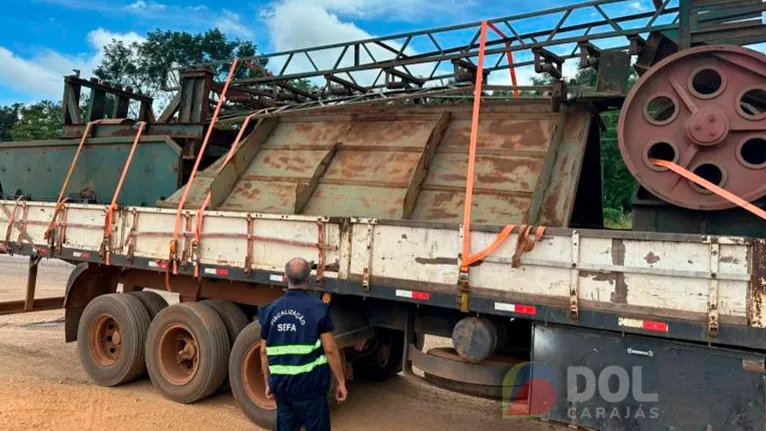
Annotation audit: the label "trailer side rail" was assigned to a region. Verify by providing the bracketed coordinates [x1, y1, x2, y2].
[1, 199, 763, 348]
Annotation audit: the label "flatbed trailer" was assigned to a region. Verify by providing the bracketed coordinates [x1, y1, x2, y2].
[1, 198, 765, 429]
[3, 0, 766, 429]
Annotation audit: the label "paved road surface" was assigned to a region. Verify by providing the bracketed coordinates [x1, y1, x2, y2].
[0, 255, 563, 431]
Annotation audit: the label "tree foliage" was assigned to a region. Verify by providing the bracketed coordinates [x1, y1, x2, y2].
[0, 104, 21, 141]
[8, 101, 62, 141]
[94, 29, 258, 97]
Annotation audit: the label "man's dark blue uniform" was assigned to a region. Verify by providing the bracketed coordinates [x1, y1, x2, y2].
[259, 289, 335, 431]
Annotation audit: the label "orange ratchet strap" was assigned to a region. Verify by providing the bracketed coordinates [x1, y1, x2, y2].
[102, 122, 146, 265]
[653, 159, 766, 220]
[167, 59, 240, 289]
[44, 120, 100, 241]
[486, 21, 520, 98]
[458, 21, 532, 312]
[192, 112, 258, 277]
[512, 225, 546, 268]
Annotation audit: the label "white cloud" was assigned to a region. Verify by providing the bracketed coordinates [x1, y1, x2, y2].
[629, 1, 649, 11]
[126, 0, 167, 13]
[299, 0, 472, 21]
[262, 0, 453, 87]
[0, 29, 144, 102]
[215, 10, 255, 40]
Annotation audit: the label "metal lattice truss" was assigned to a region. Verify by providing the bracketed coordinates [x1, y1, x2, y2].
[165, 0, 766, 115]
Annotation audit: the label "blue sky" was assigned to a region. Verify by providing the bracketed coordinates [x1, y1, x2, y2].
[0, 0, 668, 105]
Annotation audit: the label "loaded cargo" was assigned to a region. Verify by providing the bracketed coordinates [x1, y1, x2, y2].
[1, 0, 766, 429]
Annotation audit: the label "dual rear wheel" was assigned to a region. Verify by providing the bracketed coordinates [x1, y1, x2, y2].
[77, 293, 248, 402]
[77, 293, 408, 429]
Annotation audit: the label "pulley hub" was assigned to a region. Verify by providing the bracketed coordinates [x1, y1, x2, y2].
[619, 45, 766, 210]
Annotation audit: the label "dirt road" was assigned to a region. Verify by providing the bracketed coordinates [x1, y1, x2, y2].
[0, 255, 562, 431]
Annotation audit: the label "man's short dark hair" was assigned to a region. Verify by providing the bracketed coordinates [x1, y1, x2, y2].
[285, 257, 311, 288]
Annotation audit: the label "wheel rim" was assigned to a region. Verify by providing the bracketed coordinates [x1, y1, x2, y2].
[242, 341, 277, 410]
[157, 323, 200, 385]
[88, 314, 122, 367]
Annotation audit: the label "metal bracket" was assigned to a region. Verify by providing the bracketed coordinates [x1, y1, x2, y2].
[451, 58, 490, 84]
[569, 230, 581, 320]
[362, 223, 375, 292]
[316, 219, 326, 287]
[457, 224, 470, 312]
[16, 203, 29, 250]
[708, 243, 720, 337]
[532, 46, 564, 80]
[578, 41, 601, 69]
[244, 214, 254, 274]
[126, 208, 139, 262]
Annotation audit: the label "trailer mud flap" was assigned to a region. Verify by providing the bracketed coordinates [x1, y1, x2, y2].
[63, 262, 120, 342]
[529, 324, 766, 431]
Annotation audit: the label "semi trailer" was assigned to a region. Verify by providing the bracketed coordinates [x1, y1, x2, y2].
[1, 0, 766, 430]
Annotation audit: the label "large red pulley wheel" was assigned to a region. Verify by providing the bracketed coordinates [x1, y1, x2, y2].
[619, 45, 766, 210]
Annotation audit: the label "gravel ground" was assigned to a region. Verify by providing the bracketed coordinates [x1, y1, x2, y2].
[0, 255, 564, 431]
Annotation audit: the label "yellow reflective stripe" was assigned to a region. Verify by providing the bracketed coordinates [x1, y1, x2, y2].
[269, 355, 328, 375]
[266, 339, 322, 356]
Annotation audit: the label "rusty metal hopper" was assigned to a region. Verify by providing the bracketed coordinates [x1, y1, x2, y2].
[159, 101, 593, 227]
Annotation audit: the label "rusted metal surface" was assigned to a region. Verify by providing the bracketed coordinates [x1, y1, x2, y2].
[451, 316, 498, 362]
[0, 136, 182, 206]
[411, 346, 521, 388]
[119, 270, 284, 308]
[619, 45, 766, 210]
[538, 110, 593, 226]
[24, 255, 41, 312]
[0, 296, 64, 316]
[62, 124, 204, 139]
[749, 240, 766, 327]
[170, 102, 591, 227]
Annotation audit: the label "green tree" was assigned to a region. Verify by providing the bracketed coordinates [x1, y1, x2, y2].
[94, 29, 258, 97]
[598, 70, 638, 228]
[10, 101, 62, 141]
[0, 104, 21, 141]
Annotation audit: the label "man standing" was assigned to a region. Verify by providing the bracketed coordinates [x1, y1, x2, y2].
[259, 257, 348, 431]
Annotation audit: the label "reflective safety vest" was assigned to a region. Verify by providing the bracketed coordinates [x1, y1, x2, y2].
[259, 289, 334, 400]
[267, 340, 328, 375]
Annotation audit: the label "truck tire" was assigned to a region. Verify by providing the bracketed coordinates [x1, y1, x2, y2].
[201, 299, 250, 392]
[229, 321, 277, 430]
[128, 290, 169, 320]
[230, 322, 345, 428]
[77, 293, 151, 387]
[145, 303, 230, 404]
[200, 299, 249, 341]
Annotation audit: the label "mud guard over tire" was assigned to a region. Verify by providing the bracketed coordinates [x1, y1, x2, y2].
[64, 263, 121, 343]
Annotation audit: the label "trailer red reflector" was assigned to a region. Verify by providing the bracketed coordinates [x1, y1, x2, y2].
[642, 320, 669, 332]
[149, 260, 169, 270]
[204, 267, 229, 276]
[395, 289, 430, 300]
[494, 302, 537, 315]
[73, 251, 91, 259]
[618, 317, 669, 332]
